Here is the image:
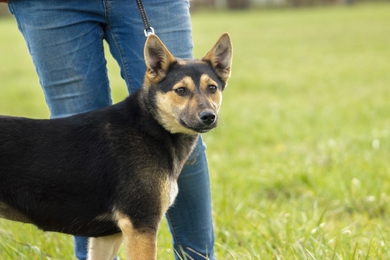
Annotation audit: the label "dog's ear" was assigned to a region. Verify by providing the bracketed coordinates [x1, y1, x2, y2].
[144, 34, 176, 83]
[202, 33, 233, 84]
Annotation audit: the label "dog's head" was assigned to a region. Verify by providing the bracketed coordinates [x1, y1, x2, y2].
[142, 33, 233, 135]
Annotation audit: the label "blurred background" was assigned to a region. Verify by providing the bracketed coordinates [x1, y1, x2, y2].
[190, 0, 361, 9]
[0, 0, 385, 15]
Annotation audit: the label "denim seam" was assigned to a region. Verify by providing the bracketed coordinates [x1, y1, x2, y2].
[103, 0, 135, 94]
[167, 209, 183, 258]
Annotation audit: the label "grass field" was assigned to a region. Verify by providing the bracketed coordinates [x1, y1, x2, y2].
[1, 2, 390, 259]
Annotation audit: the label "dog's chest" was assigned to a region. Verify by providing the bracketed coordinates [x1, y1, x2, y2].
[168, 180, 179, 206]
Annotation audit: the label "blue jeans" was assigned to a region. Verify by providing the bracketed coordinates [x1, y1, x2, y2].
[9, 0, 215, 259]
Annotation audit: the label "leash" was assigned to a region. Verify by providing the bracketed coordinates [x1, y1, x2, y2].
[135, 0, 155, 37]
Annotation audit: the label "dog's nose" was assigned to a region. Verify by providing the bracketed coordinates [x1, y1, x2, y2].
[199, 111, 216, 125]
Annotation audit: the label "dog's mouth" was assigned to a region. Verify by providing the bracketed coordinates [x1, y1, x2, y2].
[179, 119, 217, 134]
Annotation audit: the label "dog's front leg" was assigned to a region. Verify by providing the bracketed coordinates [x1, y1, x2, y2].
[117, 215, 157, 260]
[87, 233, 123, 260]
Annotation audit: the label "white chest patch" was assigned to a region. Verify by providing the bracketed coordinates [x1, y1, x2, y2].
[168, 181, 179, 206]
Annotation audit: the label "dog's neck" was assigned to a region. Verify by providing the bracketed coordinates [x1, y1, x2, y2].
[134, 88, 199, 178]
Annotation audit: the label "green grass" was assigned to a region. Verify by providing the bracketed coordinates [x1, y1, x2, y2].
[1, 2, 390, 259]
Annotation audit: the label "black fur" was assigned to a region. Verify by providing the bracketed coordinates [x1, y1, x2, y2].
[0, 88, 197, 237]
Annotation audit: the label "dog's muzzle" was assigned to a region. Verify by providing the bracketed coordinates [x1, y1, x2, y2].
[180, 110, 218, 134]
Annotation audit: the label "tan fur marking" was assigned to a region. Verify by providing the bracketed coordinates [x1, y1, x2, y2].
[116, 213, 157, 260]
[173, 76, 195, 92]
[160, 177, 179, 212]
[155, 77, 198, 134]
[176, 59, 188, 65]
[200, 74, 222, 111]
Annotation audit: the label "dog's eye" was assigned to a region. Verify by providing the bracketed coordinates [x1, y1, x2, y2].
[174, 87, 187, 96]
[208, 85, 217, 94]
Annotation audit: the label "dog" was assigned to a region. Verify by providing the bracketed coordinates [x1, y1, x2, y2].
[0, 33, 232, 259]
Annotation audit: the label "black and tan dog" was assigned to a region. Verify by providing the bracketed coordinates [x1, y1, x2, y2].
[0, 33, 232, 259]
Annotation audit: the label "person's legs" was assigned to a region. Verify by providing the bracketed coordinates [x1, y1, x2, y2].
[104, 1, 215, 259]
[166, 137, 215, 260]
[9, 1, 112, 259]
[9, 0, 111, 118]
[103, 0, 193, 93]
[73, 236, 89, 260]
